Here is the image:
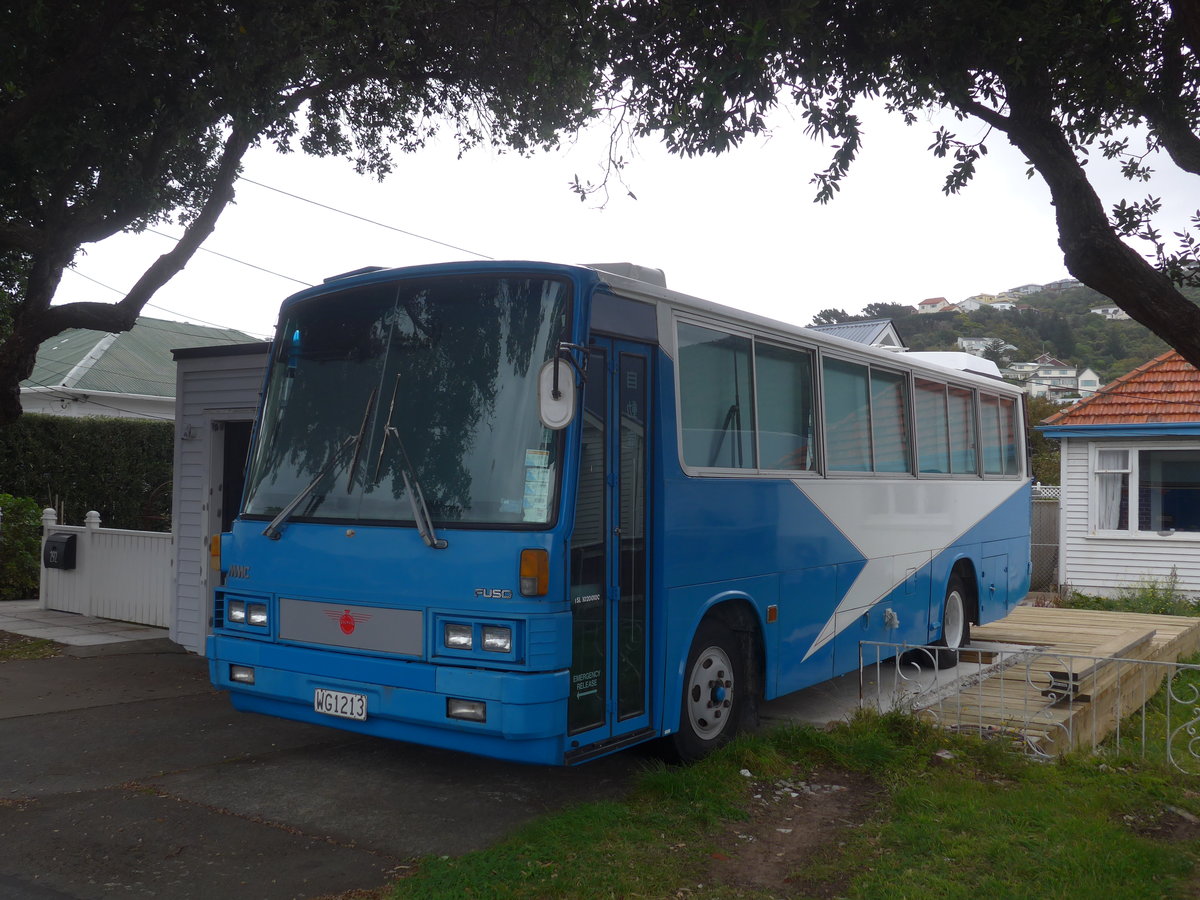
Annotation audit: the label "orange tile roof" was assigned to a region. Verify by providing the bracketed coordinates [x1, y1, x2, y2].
[1041, 351, 1200, 426]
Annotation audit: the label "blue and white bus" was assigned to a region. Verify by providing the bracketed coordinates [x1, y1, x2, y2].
[208, 261, 1030, 765]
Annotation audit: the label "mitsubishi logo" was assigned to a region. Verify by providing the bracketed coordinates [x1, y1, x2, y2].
[323, 609, 372, 635]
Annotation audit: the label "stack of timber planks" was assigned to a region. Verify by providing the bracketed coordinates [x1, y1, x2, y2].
[917, 606, 1200, 755]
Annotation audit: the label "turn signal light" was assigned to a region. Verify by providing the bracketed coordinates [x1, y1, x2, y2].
[209, 534, 221, 571]
[519, 549, 549, 596]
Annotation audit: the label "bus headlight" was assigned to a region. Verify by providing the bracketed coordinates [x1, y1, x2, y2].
[481, 625, 512, 653]
[247, 603, 268, 627]
[228, 600, 247, 623]
[444, 622, 473, 649]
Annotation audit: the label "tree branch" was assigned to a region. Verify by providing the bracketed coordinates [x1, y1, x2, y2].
[40, 124, 255, 337]
[1141, 20, 1200, 176]
[0, 221, 43, 254]
[999, 78, 1200, 372]
[1168, 0, 1200, 57]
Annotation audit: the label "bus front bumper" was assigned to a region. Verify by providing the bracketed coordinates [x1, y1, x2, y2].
[207, 634, 571, 765]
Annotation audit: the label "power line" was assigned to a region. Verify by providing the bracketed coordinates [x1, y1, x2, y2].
[145, 228, 313, 286]
[63, 268, 272, 339]
[239, 176, 494, 260]
[22, 376, 176, 421]
[143, 307, 269, 340]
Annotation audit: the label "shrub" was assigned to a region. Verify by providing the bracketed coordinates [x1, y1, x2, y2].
[1061, 571, 1198, 617]
[0, 494, 41, 601]
[0, 413, 172, 531]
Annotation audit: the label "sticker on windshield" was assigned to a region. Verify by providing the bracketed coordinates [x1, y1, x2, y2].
[523, 454, 552, 521]
[525, 449, 550, 468]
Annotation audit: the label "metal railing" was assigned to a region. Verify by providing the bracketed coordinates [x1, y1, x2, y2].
[859, 640, 1200, 774]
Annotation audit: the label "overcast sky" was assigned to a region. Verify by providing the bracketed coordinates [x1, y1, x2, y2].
[51, 102, 1193, 341]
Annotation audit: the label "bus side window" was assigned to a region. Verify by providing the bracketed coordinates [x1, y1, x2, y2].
[677, 323, 756, 469]
[915, 378, 951, 474]
[755, 342, 816, 471]
[999, 396, 1020, 476]
[980, 394, 1004, 475]
[947, 386, 978, 475]
[822, 358, 872, 472]
[869, 369, 911, 473]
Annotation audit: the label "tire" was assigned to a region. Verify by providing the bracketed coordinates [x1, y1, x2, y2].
[670, 618, 746, 763]
[935, 574, 972, 669]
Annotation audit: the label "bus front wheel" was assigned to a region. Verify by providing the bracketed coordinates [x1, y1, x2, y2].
[935, 574, 971, 669]
[671, 618, 745, 762]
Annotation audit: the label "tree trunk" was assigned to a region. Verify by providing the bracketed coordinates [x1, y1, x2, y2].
[0, 126, 253, 427]
[1001, 84, 1200, 372]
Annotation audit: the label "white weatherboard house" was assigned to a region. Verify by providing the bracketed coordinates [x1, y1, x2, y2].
[170, 342, 269, 653]
[1040, 351, 1200, 598]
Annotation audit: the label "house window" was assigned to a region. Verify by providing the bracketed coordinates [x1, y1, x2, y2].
[1094, 449, 1129, 530]
[1139, 449, 1200, 533]
[1092, 446, 1200, 534]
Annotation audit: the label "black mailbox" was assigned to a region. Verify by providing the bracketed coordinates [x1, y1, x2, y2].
[43, 533, 77, 570]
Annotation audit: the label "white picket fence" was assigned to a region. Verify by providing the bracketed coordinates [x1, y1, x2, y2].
[40, 509, 174, 627]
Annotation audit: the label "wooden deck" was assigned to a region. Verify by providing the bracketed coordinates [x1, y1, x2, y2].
[914, 606, 1200, 755]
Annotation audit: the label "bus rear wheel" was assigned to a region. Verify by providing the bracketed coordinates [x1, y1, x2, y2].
[671, 619, 745, 762]
[935, 574, 972, 669]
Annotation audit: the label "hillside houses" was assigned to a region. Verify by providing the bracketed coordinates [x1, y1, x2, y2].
[917, 296, 954, 314]
[957, 336, 1018, 356]
[830, 277, 1159, 399]
[929, 291, 1035, 314]
[1005, 353, 1102, 402]
[1090, 305, 1132, 320]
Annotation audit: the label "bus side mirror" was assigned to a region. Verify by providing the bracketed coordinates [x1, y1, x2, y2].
[538, 358, 576, 430]
[539, 342, 589, 430]
[544, 357, 580, 432]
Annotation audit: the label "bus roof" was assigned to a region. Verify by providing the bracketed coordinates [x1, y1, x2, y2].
[295, 259, 1022, 394]
[583, 263, 1022, 393]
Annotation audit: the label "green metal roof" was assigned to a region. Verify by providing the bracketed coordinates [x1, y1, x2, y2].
[23, 317, 259, 398]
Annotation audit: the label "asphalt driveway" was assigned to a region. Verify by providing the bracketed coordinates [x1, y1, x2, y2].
[0, 642, 639, 899]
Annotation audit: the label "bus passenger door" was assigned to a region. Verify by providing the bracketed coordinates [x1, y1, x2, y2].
[567, 338, 653, 754]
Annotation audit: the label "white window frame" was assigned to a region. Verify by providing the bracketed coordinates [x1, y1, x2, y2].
[1088, 441, 1200, 541]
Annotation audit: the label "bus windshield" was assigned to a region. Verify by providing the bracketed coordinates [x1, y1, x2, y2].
[243, 274, 570, 528]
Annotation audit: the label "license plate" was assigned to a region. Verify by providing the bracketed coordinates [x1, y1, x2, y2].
[313, 688, 367, 721]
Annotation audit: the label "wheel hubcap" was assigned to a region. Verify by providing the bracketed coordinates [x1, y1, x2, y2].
[944, 590, 965, 649]
[686, 646, 734, 740]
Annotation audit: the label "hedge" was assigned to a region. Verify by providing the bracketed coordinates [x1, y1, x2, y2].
[0, 494, 40, 601]
[0, 413, 173, 531]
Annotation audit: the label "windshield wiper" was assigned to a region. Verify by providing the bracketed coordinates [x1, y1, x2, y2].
[262, 390, 376, 540]
[345, 387, 378, 492]
[373, 374, 448, 550]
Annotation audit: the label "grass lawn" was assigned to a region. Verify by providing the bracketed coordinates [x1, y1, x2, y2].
[384, 712, 1200, 899]
[0, 631, 60, 661]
